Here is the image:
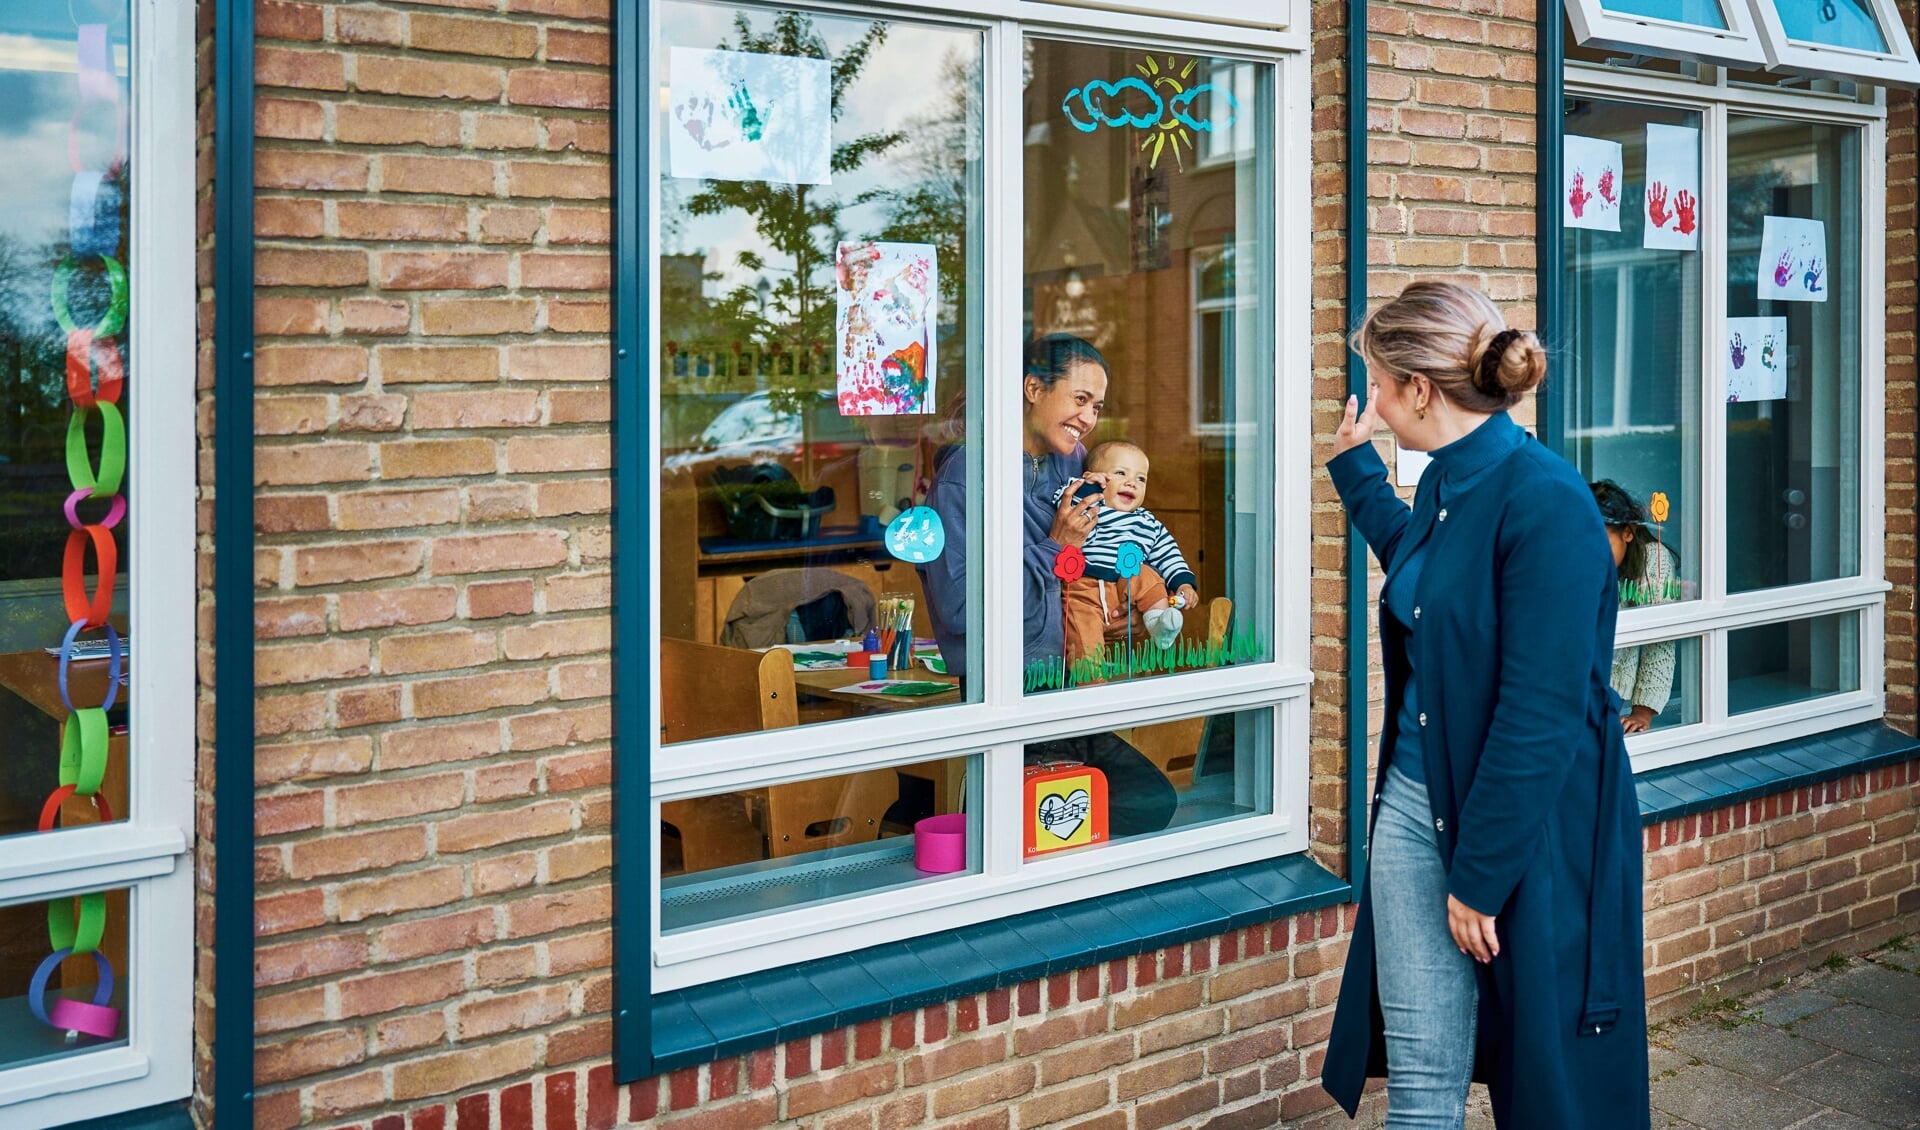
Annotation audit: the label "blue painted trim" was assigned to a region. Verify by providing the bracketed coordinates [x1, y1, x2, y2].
[1637, 721, 1920, 825]
[1536, 7, 1565, 452]
[66, 1100, 194, 1130]
[1343, 0, 1371, 897]
[647, 855, 1349, 1073]
[213, 0, 257, 1123]
[611, 0, 655, 1086]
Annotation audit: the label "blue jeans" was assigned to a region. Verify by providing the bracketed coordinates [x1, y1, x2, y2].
[1371, 763, 1478, 1129]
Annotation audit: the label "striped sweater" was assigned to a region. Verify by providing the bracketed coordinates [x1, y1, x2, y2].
[1053, 481, 1198, 593]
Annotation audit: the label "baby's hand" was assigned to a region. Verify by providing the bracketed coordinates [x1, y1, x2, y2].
[1174, 585, 1200, 610]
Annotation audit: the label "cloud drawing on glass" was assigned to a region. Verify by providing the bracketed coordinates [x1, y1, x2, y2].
[1060, 54, 1240, 171]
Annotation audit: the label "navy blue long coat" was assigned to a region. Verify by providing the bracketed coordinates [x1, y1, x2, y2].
[1321, 432, 1650, 1129]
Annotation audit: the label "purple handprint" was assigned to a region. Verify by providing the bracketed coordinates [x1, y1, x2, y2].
[1730, 333, 1746, 370]
[1803, 258, 1824, 294]
[1773, 252, 1794, 289]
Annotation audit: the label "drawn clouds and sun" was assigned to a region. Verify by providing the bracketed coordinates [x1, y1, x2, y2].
[1061, 55, 1240, 171]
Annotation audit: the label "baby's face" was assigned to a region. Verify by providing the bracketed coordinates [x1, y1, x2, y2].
[1091, 449, 1149, 512]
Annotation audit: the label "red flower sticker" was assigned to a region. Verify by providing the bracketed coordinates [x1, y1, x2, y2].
[1053, 545, 1086, 583]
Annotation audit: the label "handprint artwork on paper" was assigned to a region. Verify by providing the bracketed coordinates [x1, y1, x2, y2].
[1774, 251, 1796, 289]
[673, 81, 770, 152]
[1674, 191, 1696, 236]
[674, 96, 730, 152]
[1803, 258, 1824, 295]
[725, 80, 767, 142]
[1730, 333, 1747, 370]
[1760, 335, 1778, 370]
[1569, 172, 1591, 219]
[1647, 182, 1671, 228]
[1598, 167, 1618, 207]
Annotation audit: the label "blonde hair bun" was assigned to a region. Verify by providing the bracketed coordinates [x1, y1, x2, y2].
[1470, 325, 1548, 398]
[1351, 280, 1544, 411]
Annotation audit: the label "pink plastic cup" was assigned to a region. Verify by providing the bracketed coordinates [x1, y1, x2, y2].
[913, 814, 967, 873]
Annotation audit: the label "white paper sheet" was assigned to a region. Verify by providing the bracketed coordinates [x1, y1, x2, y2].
[668, 47, 831, 185]
[1395, 444, 1430, 488]
[1564, 134, 1624, 232]
[835, 240, 939, 415]
[1756, 216, 1829, 303]
[1726, 316, 1788, 403]
[1642, 124, 1700, 252]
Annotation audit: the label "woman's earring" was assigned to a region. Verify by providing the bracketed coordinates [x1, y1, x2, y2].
[1417, 404, 1427, 420]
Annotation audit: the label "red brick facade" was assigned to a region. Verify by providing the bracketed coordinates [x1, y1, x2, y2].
[171, 0, 1920, 1128]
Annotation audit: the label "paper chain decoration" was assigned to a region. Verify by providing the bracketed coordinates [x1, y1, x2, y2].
[31, 16, 128, 1043]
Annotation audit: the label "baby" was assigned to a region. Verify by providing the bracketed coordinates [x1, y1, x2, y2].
[1053, 441, 1200, 663]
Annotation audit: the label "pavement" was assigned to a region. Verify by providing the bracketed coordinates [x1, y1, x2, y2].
[1420, 945, 1920, 1129]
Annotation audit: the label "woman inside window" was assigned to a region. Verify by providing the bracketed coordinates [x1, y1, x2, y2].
[1320, 281, 1650, 1129]
[1592, 480, 1678, 733]
[917, 333, 1176, 837]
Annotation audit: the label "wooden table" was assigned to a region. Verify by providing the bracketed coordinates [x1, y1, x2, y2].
[790, 664, 960, 712]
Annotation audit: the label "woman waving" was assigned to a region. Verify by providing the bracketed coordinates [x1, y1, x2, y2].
[1319, 282, 1649, 1129]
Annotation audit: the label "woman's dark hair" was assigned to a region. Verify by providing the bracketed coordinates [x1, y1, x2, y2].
[1023, 333, 1110, 391]
[1591, 479, 1653, 579]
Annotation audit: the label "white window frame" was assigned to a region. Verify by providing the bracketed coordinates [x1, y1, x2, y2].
[1746, 0, 1920, 89]
[648, 0, 1312, 991]
[1565, 63, 1890, 773]
[0, 1, 196, 1125]
[1564, 0, 1771, 70]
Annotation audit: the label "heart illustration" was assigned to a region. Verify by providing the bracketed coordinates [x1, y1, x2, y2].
[1037, 789, 1092, 841]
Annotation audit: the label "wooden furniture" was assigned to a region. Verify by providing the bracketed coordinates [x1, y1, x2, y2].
[0, 649, 131, 991]
[764, 768, 898, 858]
[1121, 597, 1234, 790]
[789, 664, 960, 712]
[660, 637, 798, 744]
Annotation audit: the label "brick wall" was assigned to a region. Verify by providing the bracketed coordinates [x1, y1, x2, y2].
[1885, 3, 1919, 734]
[239, 1, 618, 1126]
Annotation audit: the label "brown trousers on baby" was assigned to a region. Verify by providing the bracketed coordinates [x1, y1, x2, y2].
[1061, 564, 1168, 665]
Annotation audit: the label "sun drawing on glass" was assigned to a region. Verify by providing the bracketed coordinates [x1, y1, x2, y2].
[1138, 55, 1196, 170]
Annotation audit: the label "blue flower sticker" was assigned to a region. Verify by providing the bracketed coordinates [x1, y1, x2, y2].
[885, 506, 946, 564]
[1113, 541, 1145, 580]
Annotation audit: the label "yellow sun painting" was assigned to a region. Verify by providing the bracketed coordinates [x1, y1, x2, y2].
[1136, 54, 1197, 171]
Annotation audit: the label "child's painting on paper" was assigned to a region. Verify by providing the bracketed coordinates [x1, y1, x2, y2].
[1726, 316, 1787, 403]
[1642, 123, 1700, 251]
[1564, 134, 1623, 232]
[1756, 216, 1828, 303]
[836, 240, 939, 416]
[668, 47, 831, 185]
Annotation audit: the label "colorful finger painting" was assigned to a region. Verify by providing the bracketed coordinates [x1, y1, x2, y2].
[1756, 217, 1828, 303]
[1642, 124, 1700, 252]
[1061, 54, 1240, 172]
[1726, 317, 1787, 403]
[668, 47, 831, 185]
[835, 240, 939, 416]
[1564, 134, 1623, 232]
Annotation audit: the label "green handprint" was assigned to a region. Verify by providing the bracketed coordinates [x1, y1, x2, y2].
[725, 80, 768, 143]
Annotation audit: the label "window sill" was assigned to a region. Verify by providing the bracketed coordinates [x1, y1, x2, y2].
[65, 1100, 191, 1130]
[1635, 720, 1920, 824]
[649, 852, 1348, 1070]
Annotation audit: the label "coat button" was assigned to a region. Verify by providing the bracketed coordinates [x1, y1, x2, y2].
[1435, 818, 1445, 831]
[1413, 606, 1421, 620]
[1418, 712, 1427, 726]
[1438, 508, 1448, 522]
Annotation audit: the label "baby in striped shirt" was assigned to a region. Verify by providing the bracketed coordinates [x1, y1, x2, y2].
[1053, 441, 1201, 663]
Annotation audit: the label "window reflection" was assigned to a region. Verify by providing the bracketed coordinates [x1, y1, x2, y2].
[1728, 613, 1860, 714]
[657, 4, 983, 743]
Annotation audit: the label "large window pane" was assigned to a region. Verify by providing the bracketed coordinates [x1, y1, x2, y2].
[657, 4, 984, 742]
[661, 754, 978, 933]
[1020, 41, 1273, 694]
[1022, 708, 1270, 856]
[1560, 98, 1703, 606]
[1728, 612, 1860, 714]
[1725, 116, 1860, 593]
[0, 1, 132, 839]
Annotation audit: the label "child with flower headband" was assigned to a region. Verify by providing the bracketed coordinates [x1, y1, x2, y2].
[1051, 440, 1200, 663]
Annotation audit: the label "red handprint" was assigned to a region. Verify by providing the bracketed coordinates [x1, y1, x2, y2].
[1599, 167, 1618, 207]
[1674, 190, 1696, 236]
[1646, 182, 1671, 228]
[1773, 251, 1794, 289]
[1569, 172, 1591, 219]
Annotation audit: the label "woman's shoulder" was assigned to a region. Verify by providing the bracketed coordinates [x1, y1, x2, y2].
[1491, 441, 1607, 538]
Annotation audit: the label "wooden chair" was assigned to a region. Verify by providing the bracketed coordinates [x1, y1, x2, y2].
[764, 768, 899, 858]
[1123, 597, 1234, 790]
[659, 638, 798, 873]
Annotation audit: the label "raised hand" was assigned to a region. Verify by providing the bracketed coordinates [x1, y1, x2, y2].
[1674, 190, 1696, 236]
[1646, 181, 1670, 228]
[1569, 172, 1591, 219]
[1332, 384, 1383, 460]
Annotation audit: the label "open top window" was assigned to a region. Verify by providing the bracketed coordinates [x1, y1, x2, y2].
[1565, 0, 1770, 69]
[1747, 0, 1920, 87]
